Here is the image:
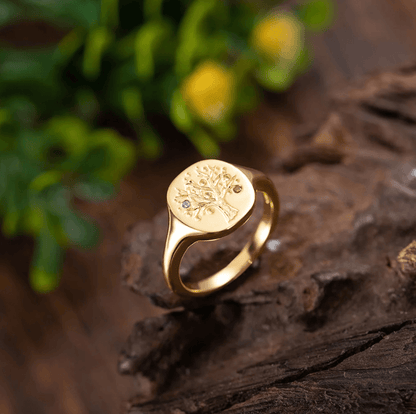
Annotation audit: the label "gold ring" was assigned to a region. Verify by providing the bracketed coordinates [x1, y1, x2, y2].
[163, 159, 279, 297]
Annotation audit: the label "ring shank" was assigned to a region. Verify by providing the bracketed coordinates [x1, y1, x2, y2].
[163, 173, 279, 297]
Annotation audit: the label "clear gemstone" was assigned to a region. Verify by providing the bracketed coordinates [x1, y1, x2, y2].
[233, 185, 242, 193]
[182, 200, 191, 209]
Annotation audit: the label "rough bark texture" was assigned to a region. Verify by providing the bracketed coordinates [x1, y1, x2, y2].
[120, 67, 416, 413]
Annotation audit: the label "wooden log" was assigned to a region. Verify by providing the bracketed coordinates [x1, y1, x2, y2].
[119, 66, 416, 413]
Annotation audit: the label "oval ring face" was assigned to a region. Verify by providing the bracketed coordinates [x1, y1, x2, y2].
[167, 160, 255, 233]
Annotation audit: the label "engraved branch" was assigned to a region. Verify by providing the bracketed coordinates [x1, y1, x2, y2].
[175, 165, 241, 222]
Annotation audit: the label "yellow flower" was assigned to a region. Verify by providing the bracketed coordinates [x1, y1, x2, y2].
[251, 12, 303, 61]
[181, 61, 234, 124]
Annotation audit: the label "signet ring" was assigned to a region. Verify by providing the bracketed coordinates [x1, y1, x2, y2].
[163, 159, 279, 297]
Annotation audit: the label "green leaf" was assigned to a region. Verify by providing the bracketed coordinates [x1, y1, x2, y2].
[0, 109, 14, 152]
[233, 55, 257, 85]
[0, 153, 20, 204]
[43, 185, 72, 217]
[30, 267, 60, 293]
[0, 108, 11, 126]
[22, 205, 44, 235]
[62, 213, 100, 249]
[210, 119, 237, 142]
[63, 0, 100, 28]
[101, 0, 119, 28]
[45, 116, 89, 166]
[83, 26, 113, 80]
[170, 89, 194, 133]
[89, 129, 136, 182]
[75, 89, 100, 121]
[188, 127, 220, 158]
[139, 126, 163, 159]
[122, 87, 144, 121]
[55, 28, 86, 65]
[21, 0, 100, 28]
[77, 146, 108, 175]
[0, 154, 25, 236]
[5, 96, 37, 127]
[297, 0, 335, 32]
[30, 170, 63, 192]
[0, 1, 19, 27]
[235, 81, 260, 114]
[74, 178, 116, 202]
[2, 209, 19, 237]
[175, 0, 221, 76]
[17, 130, 59, 166]
[256, 64, 294, 92]
[204, 32, 230, 60]
[30, 229, 64, 293]
[105, 61, 137, 110]
[294, 46, 313, 75]
[134, 21, 173, 81]
[0, 50, 60, 106]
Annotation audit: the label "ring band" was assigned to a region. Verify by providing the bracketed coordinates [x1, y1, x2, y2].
[163, 160, 279, 297]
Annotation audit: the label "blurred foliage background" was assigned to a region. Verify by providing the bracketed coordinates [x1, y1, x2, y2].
[0, 0, 334, 292]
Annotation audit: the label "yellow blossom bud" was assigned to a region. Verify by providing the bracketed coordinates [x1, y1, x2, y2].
[181, 61, 235, 124]
[251, 12, 303, 61]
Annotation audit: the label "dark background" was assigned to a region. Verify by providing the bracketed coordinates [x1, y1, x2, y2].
[2, 0, 416, 413]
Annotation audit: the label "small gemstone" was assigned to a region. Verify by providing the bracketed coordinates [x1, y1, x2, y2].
[182, 200, 191, 209]
[233, 185, 242, 193]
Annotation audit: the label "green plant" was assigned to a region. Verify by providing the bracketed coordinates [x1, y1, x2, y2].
[0, 0, 334, 292]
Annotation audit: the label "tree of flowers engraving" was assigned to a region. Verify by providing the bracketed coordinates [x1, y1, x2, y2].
[175, 165, 242, 222]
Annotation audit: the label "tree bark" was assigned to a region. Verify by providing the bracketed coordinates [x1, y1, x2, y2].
[119, 66, 416, 413]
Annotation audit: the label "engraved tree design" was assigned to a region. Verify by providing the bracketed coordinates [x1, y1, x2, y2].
[175, 165, 242, 222]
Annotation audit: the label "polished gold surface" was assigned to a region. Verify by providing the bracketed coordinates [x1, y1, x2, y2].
[163, 159, 279, 297]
